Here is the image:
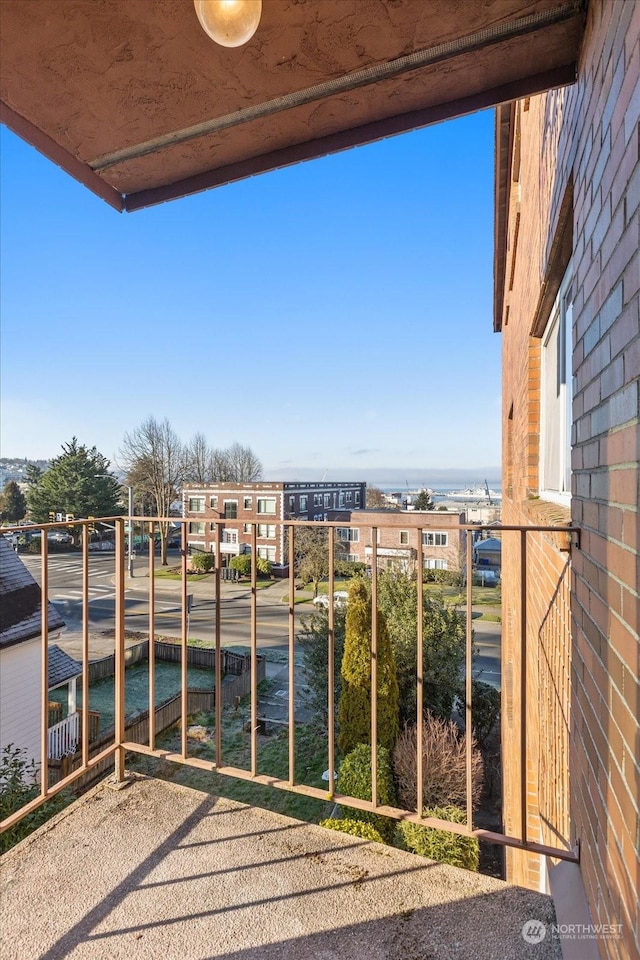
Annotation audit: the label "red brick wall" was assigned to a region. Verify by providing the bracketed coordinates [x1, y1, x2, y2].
[498, 2, 639, 956]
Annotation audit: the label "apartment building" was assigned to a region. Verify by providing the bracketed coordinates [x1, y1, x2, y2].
[495, 2, 639, 955]
[330, 509, 466, 574]
[183, 481, 366, 565]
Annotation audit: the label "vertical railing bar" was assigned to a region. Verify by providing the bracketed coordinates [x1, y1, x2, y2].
[148, 520, 156, 752]
[327, 524, 335, 798]
[371, 526, 378, 809]
[288, 522, 296, 786]
[181, 521, 188, 760]
[466, 525, 474, 832]
[215, 521, 222, 769]
[114, 519, 126, 782]
[250, 523, 258, 777]
[520, 529, 528, 846]
[41, 532, 49, 797]
[82, 525, 89, 768]
[416, 528, 424, 818]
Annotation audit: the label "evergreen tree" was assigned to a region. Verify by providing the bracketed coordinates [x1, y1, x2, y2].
[0, 481, 27, 522]
[413, 488, 435, 510]
[25, 463, 43, 486]
[338, 579, 399, 754]
[27, 438, 122, 540]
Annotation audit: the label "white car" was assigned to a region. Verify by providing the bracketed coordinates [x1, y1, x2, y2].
[312, 591, 349, 609]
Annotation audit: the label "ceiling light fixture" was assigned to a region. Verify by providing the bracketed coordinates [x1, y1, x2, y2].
[194, 0, 262, 48]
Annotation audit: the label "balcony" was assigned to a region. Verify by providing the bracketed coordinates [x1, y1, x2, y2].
[0, 516, 578, 959]
[0, 775, 560, 960]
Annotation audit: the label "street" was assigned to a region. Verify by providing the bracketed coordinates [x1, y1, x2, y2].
[21, 552, 501, 688]
[21, 552, 293, 655]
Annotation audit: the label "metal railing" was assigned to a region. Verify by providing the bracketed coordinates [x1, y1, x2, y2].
[0, 515, 580, 865]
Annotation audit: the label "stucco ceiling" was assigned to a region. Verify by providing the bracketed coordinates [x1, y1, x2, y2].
[0, 0, 585, 211]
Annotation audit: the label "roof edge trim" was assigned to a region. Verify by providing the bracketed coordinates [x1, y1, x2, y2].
[0, 102, 124, 212]
[126, 63, 577, 212]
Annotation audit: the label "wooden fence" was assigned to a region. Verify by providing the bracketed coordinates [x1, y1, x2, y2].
[88, 641, 252, 682]
[49, 656, 265, 792]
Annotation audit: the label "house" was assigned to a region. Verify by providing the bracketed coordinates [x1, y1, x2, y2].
[472, 536, 502, 570]
[0, 537, 67, 773]
[182, 481, 366, 566]
[494, 0, 639, 949]
[330, 509, 466, 575]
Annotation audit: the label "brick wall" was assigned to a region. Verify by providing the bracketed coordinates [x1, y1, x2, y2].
[497, 2, 639, 956]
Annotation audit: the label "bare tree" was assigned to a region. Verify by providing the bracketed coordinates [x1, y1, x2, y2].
[120, 417, 184, 565]
[185, 432, 212, 483]
[183, 437, 262, 483]
[223, 442, 263, 482]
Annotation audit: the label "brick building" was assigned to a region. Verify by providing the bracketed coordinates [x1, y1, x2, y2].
[495, 2, 639, 955]
[330, 509, 467, 574]
[182, 481, 366, 565]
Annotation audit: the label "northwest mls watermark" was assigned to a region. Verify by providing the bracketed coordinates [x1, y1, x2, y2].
[522, 920, 623, 944]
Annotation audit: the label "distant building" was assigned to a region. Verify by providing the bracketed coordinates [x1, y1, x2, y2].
[182, 481, 366, 565]
[329, 508, 467, 574]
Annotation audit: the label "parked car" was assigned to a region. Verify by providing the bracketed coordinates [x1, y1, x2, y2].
[312, 591, 349, 609]
[47, 531, 73, 544]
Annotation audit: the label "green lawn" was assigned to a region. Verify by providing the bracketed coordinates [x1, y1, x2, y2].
[423, 583, 502, 606]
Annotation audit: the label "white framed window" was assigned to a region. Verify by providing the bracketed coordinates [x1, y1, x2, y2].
[188, 497, 205, 512]
[323, 493, 330, 508]
[243, 523, 252, 534]
[346, 491, 352, 502]
[540, 268, 573, 505]
[424, 558, 448, 570]
[345, 553, 360, 562]
[399, 531, 409, 545]
[355, 491, 360, 504]
[209, 496, 218, 509]
[243, 497, 252, 510]
[188, 521, 205, 535]
[257, 498, 276, 515]
[258, 546, 276, 561]
[224, 500, 238, 519]
[257, 524, 276, 539]
[300, 495, 308, 511]
[289, 495, 295, 512]
[222, 530, 238, 544]
[337, 527, 359, 542]
[423, 532, 448, 547]
[313, 494, 321, 507]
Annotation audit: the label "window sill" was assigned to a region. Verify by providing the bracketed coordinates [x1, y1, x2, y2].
[520, 497, 573, 552]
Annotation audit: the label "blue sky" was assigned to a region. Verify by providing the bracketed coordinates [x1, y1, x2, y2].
[0, 109, 500, 485]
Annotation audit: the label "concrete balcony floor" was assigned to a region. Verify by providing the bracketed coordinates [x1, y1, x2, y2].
[1, 775, 560, 960]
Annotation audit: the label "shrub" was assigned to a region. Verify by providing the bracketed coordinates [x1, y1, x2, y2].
[392, 714, 483, 812]
[334, 559, 367, 579]
[376, 572, 466, 724]
[320, 818, 385, 844]
[256, 556, 272, 577]
[0, 745, 69, 854]
[190, 552, 215, 573]
[396, 805, 480, 871]
[337, 743, 397, 841]
[422, 569, 462, 586]
[337, 579, 399, 754]
[229, 555, 252, 577]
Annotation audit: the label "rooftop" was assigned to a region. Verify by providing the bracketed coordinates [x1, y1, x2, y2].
[0, 774, 560, 960]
